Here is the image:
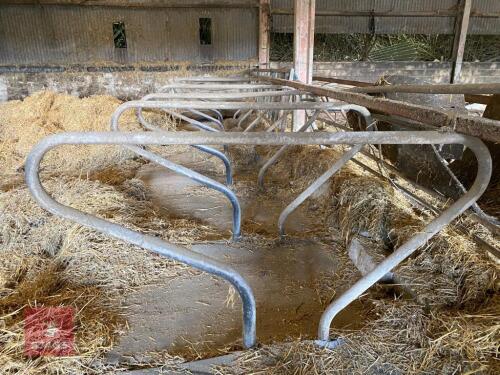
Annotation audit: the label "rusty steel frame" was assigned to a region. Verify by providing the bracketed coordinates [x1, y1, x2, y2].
[252, 73, 500, 143]
[25, 131, 492, 349]
[348, 82, 500, 95]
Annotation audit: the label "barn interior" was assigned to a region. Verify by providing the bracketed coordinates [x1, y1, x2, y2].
[0, 1, 499, 374]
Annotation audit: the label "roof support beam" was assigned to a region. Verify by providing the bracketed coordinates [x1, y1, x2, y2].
[293, 0, 315, 84]
[451, 0, 472, 83]
[4, 1, 259, 7]
[258, 0, 271, 69]
[251, 73, 500, 143]
[293, 0, 315, 131]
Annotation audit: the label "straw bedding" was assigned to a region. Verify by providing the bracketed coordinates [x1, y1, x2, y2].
[0, 259, 124, 374]
[0, 91, 222, 373]
[329, 172, 498, 310]
[215, 297, 499, 374]
[0, 91, 498, 373]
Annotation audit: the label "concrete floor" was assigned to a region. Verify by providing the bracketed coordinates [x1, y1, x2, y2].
[108, 150, 364, 366]
[109, 240, 365, 365]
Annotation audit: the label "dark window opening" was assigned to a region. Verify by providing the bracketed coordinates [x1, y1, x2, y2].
[199, 18, 212, 45]
[113, 22, 127, 49]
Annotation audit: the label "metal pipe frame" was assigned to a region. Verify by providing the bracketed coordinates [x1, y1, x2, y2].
[161, 84, 286, 91]
[137, 106, 221, 132]
[123, 101, 338, 111]
[430, 144, 499, 226]
[138, 90, 305, 101]
[25, 131, 491, 349]
[252, 73, 500, 143]
[258, 110, 320, 188]
[135, 103, 232, 184]
[175, 77, 254, 83]
[24, 133, 255, 348]
[278, 105, 374, 236]
[117, 101, 339, 239]
[140, 92, 227, 129]
[112, 102, 241, 237]
[180, 108, 225, 130]
[315, 136, 491, 346]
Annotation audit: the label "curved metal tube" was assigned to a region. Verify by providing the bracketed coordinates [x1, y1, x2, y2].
[136, 105, 220, 132]
[23, 130, 491, 350]
[140, 90, 303, 101]
[188, 108, 224, 129]
[316, 136, 491, 345]
[257, 110, 320, 188]
[134, 105, 232, 182]
[114, 104, 240, 236]
[192, 145, 233, 185]
[24, 135, 255, 347]
[278, 145, 363, 236]
[129, 145, 240, 237]
[237, 109, 254, 128]
[278, 106, 374, 235]
[139, 93, 225, 130]
[135, 106, 232, 184]
[430, 144, 500, 227]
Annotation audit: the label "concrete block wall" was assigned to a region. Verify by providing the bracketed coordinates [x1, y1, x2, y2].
[460, 62, 500, 83]
[0, 63, 253, 102]
[271, 61, 500, 85]
[1, 61, 499, 102]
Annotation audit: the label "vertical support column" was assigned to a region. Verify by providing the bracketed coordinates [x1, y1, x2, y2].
[450, 0, 471, 83]
[259, 0, 271, 69]
[293, 0, 315, 131]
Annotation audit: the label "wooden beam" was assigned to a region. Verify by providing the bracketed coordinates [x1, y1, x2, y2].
[313, 76, 374, 87]
[293, 0, 315, 131]
[2, 1, 259, 8]
[252, 74, 500, 143]
[273, 9, 457, 17]
[258, 0, 271, 69]
[451, 0, 472, 83]
[465, 94, 493, 105]
[348, 82, 500, 95]
[293, 0, 315, 84]
[271, 8, 500, 18]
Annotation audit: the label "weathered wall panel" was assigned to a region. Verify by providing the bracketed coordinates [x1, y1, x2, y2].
[271, 0, 500, 34]
[0, 5, 258, 64]
[270, 61, 500, 84]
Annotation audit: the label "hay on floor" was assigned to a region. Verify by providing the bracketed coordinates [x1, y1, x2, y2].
[0, 258, 124, 375]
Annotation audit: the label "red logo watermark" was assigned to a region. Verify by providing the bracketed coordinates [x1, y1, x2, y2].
[24, 307, 75, 357]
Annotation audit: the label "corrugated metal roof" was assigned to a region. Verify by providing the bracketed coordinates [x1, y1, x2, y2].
[271, 0, 500, 35]
[0, 5, 258, 65]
